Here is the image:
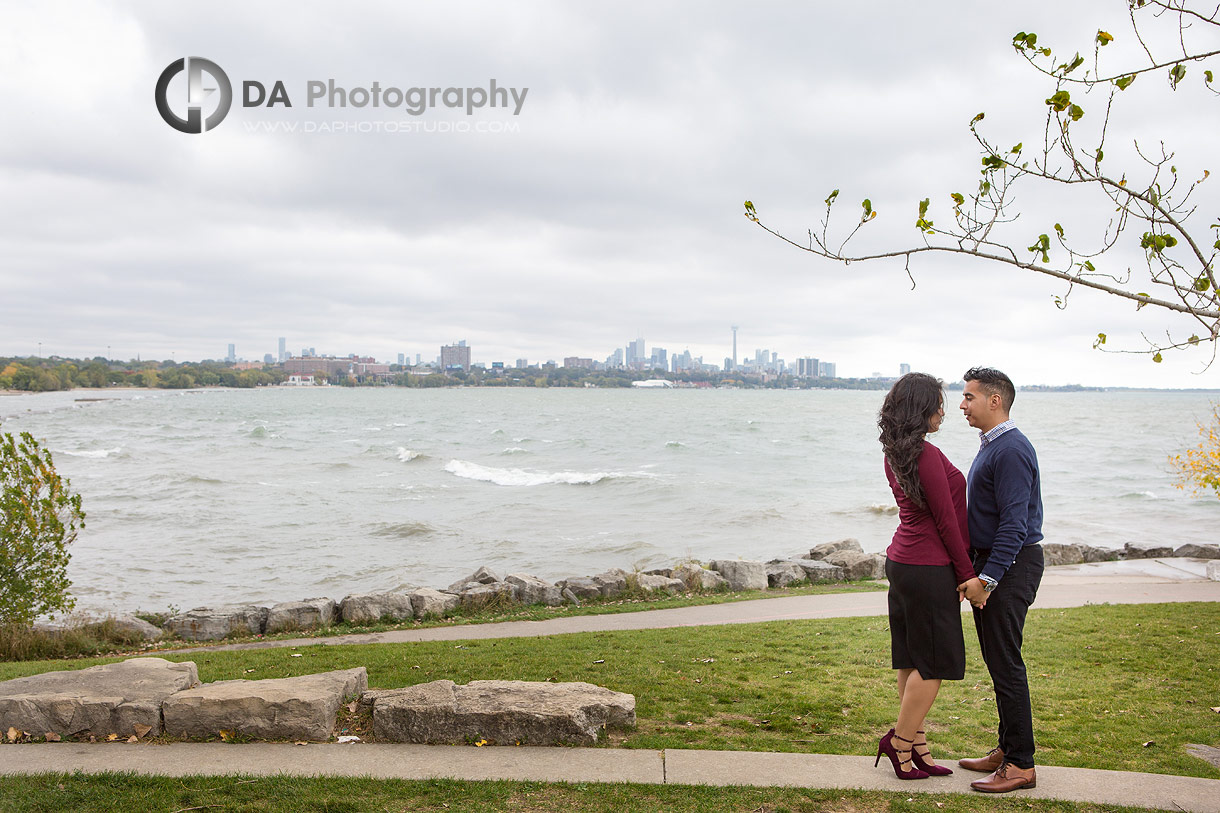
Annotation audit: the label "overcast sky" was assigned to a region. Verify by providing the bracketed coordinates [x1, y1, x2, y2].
[2, 1, 1217, 387]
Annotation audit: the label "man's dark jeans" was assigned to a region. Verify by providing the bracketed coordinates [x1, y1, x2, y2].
[970, 544, 1044, 769]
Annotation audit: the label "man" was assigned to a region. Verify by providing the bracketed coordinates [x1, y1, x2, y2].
[956, 367, 1044, 793]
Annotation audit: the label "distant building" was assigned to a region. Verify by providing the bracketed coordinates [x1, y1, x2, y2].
[226, 343, 236, 363]
[819, 361, 836, 378]
[650, 348, 668, 370]
[441, 342, 471, 371]
[278, 337, 287, 363]
[515, 358, 528, 369]
[797, 357, 820, 378]
[564, 357, 594, 369]
[263, 353, 274, 364]
[397, 353, 405, 367]
[900, 363, 911, 376]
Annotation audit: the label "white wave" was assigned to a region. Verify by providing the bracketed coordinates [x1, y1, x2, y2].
[866, 503, 899, 515]
[58, 447, 122, 459]
[500, 447, 527, 455]
[396, 447, 422, 462]
[665, 440, 685, 448]
[445, 459, 651, 486]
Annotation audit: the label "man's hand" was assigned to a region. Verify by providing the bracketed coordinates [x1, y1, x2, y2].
[958, 577, 990, 609]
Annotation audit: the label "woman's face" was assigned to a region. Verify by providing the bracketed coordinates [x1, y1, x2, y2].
[927, 403, 946, 434]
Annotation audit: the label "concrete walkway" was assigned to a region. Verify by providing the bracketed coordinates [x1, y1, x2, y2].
[5, 558, 1218, 811]
[190, 558, 1220, 652]
[3, 742, 1218, 812]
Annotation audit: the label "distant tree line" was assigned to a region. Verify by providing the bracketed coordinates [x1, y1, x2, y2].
[0, 358, 286, 392]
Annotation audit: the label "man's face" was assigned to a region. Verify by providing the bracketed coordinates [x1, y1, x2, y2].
[959, 380, 996, 431]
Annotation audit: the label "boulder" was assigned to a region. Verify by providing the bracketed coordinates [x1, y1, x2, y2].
[0, 657, 198, 738]
[824, 551, 886, 580]
[807, 539, 864, 561]
[34, 613, 163, 642]
[103, 614, 165, 641]
[162, 667, 367, 742]
[765, 560, 808, 588]
[338, 592, 414, 625]
[1208, 561, 1220, 582]
[1174, 543, 1220, 559]
[447, 566, 500, 592]
[1041, 543, 1085, 566]
[370, 679, 635, 746]
[561, 587, 582, 606]
[643, 567, 674, 578]
[266, 598, 336, 633]
[708, 560, 768, 591]
[1080, 544, 1120, 563]
[557, 577, 602, 601]
[671, 563, 729, 591]
[1123, 543, 1173, 560]
[164, 605, 269, 641]
[505, 573, 563, 606]
[633, 573, 686, 594]
[458, 582, 516, 610]
[411, 588, 460, 619]
[592, 569, 629, 598]
[792, 559, 846, 582]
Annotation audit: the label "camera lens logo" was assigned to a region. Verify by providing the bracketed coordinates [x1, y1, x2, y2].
[155, 57, 233, 133]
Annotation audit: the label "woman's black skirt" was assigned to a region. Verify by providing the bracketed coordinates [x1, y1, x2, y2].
[885, 558, 965, 680]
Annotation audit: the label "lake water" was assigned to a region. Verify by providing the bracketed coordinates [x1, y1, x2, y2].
[2, 387, 1217, 614]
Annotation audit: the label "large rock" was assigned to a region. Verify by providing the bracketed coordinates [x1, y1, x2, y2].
[0, 657, 198, 738]
[1080, 544, 1120, 563]
[557, 577, 602, 601]
[447, 566, 501, 592]
[411, 588, 460, 619]
[792, 559, 846, 582]
[266, 598, 336, 633]
[592, 569, 629, 598]
[765, 560, 808, 588]
[1123, 542, 1174, 560]
[164, 605, 269, 641]
[1042, 543, 1085, 566]
[708, 560, 768, 591]
[163, 668, 367, 742]
[458, 581, 516, 610]
[505, 573, 563, 606]
[807, 539, 864, 561]
[104, 614, 165, 641]
[370, 679, 635, 746]
[1174, 543, 1220, 559]
[34, 613, 163, 642]
[671, 563, 729, 591]
[824, 551, 886, 580]
[633, 573, 686, 594]
[338, 592, 414, 624]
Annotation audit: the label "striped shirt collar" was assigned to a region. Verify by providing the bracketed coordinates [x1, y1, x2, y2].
[980, 419, 1016, 448]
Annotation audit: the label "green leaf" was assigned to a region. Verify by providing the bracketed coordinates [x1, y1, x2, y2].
[1094, 332, 1107, 348]
[743, 200, 757, 220]
[824, 189, 839, 206]
[1060, 53, 1084, 75]
[1097, 30, 1113, 46]
[1206, 70, 1215, 84]
[970, 112, 985, 125]
[1045, 90, 1072, 112]
[1152, 352, 1163, 363]
[1010, 143, 1023, 154]
[1115, 74, 1136, 90]
[1169, 64, 1186, 89]
[918, 198, 930, 218]
[981, 154, 1005, 171]
[951, 192, 965, 206]
[862, 198, 872, 216]
[1195, 276, 1212, 292]
[1054, 223, 1064, 239]
[1068, 104, 1084, 122]
[1027, 233, 1051, 263]
[1189, 334, 1201, 346]
[1095, 148, 1104, 162]
[1082, 260, 1096, 272]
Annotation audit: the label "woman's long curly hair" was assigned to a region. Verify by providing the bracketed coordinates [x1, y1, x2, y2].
[878, 372, 944, 508]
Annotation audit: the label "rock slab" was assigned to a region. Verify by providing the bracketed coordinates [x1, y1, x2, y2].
[370, 679, 635, 746]
[671, 563, 729, 590]
[164, 605, 269, 641]
[0, 657, 198, 738]
[266, 598, 337, 633]
[162, 667, 368, 742]
[338, 592, 414, 624]
[708, 560, 767, 591]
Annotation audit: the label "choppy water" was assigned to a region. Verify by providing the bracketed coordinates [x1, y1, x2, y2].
[2, 387, 1216, 614]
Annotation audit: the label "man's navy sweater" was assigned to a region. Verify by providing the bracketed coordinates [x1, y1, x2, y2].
[967, 427, 1044, 583]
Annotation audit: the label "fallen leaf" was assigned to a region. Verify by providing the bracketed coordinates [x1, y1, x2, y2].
[347, 701, 358, 713]
[219, 730, 235, 742]
[294, 741, 308, 746]
[245, 669, 256, 673]
[1143, 740, 1155, 747]
[6, 727, 20, 742]
[106, 733, 119, 742]
[290, 653, 303, 658]
[1210, 707, 1220, 713]
[44, 732, 61, 743]
[592, 659, 605, 664]
[127, 735, 138, 743]
[133, 724, 152, 739]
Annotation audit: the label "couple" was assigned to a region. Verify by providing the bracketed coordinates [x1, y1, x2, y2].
[875, 367, 1044, 794]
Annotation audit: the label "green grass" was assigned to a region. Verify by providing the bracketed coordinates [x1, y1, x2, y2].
[0, 774, 1178, 813]
[2, 603, 1217, 779]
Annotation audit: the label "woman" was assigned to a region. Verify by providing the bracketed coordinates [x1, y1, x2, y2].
[874, 372, 974, 780]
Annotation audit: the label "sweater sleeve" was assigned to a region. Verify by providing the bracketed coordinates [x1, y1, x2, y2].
[919, 448, 976, 584]
[978, 444, 1036, 583]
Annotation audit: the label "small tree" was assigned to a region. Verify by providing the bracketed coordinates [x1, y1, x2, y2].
[1170, 405, 1220, 498]
[745, 0, 1219, 363]
[0, 423, 86, 626]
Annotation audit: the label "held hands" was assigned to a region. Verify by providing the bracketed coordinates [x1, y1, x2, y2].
[958, 577, 990, 609]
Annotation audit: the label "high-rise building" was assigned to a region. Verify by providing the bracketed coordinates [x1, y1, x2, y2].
[440, 342, 472, 371]
[516, 358, 528, 369]
[278, 337, 287, 363]
[263, 353, 274, 364]
[397, 353, 405, 366]
[899, 363, 911, 376]
[820, 361, 836, 378]
[731, 326, 738, 368]
[797, 357, 820, 378]
[226, 344, 235, 362]
[650, 348, 668, 370]
[626, 337, 645, 367]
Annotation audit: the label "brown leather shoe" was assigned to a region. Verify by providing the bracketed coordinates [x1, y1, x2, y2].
[970, 762, 1036, 793]
[958, 747, 1004, 772]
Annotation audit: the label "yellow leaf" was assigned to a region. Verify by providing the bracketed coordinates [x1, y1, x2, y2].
[106, 733, 119, 742]
[6, 727, 20, 742]
[219, 729, 235, 742]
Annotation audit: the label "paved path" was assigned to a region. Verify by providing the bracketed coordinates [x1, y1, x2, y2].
[3, 743, 1218, 812]
[5, 558, 1218, 811]
[192, 558, 1220, 652]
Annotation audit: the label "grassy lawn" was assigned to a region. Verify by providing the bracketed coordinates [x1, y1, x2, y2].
[0, 774, 1174, 813]
[3, 602, 1217, 781]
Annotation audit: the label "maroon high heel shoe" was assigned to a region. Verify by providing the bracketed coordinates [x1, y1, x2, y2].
[911, 729, 953, 776]
[875, 728, 929, 780]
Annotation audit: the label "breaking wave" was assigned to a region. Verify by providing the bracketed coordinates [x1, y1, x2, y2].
[58, 447, 122, 459]
[444, 459, 651, 487]
[396, 447, 423, 462]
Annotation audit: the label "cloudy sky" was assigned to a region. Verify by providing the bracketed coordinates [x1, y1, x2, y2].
[2, 1, 1217, 387]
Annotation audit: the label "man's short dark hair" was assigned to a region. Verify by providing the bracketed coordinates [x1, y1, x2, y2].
[964, 367, 1016, 412]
